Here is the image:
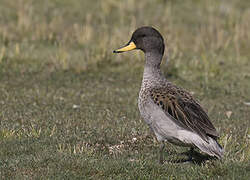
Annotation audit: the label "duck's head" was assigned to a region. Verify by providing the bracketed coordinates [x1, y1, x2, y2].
[113, 26, 165, 55]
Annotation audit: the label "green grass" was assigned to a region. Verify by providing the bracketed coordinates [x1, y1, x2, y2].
[0, 0, 250, 179]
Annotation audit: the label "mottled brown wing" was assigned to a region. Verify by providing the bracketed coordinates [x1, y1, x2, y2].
[150, 86, 219, 142]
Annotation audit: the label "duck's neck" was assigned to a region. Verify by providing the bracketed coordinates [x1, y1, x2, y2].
[142, 52, 164, 83]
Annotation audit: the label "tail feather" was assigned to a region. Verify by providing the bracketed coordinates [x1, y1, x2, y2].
[177, 130, 224, 158]
[194, 136, 224, 159]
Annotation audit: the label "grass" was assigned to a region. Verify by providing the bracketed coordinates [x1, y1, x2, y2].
[0, 0, 250, 179]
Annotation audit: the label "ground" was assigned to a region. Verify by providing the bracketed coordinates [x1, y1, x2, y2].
[0, 0, 249, 179]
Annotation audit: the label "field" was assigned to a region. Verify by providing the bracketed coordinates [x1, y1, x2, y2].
[0, 0, 250, 179]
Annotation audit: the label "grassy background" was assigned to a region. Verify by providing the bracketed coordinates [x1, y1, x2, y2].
[0, 0, 250, 179]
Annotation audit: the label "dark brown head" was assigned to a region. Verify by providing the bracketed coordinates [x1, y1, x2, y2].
[113, 26, 165, 55]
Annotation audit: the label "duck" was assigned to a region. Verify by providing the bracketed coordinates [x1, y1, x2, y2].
[113, 26, 224, 164]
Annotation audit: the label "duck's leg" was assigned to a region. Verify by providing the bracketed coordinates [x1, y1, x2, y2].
[187, 147, 194, 161]
[159, 142, 165, 164]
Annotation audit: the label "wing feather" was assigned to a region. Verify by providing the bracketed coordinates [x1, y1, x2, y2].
[150, 85, 219, 142]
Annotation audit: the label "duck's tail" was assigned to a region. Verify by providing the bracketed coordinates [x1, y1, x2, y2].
[194, 136, 224, 159]
[177, 130, 224, 159]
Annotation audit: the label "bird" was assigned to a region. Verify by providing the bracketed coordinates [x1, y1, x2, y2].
[113, 26, 224, 164]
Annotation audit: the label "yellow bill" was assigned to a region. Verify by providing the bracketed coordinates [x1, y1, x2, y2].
[113, 41, 136, 53]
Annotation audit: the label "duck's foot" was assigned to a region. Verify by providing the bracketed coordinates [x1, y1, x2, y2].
[187, 147, 194, 162]
[170, 147, 194, 164]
